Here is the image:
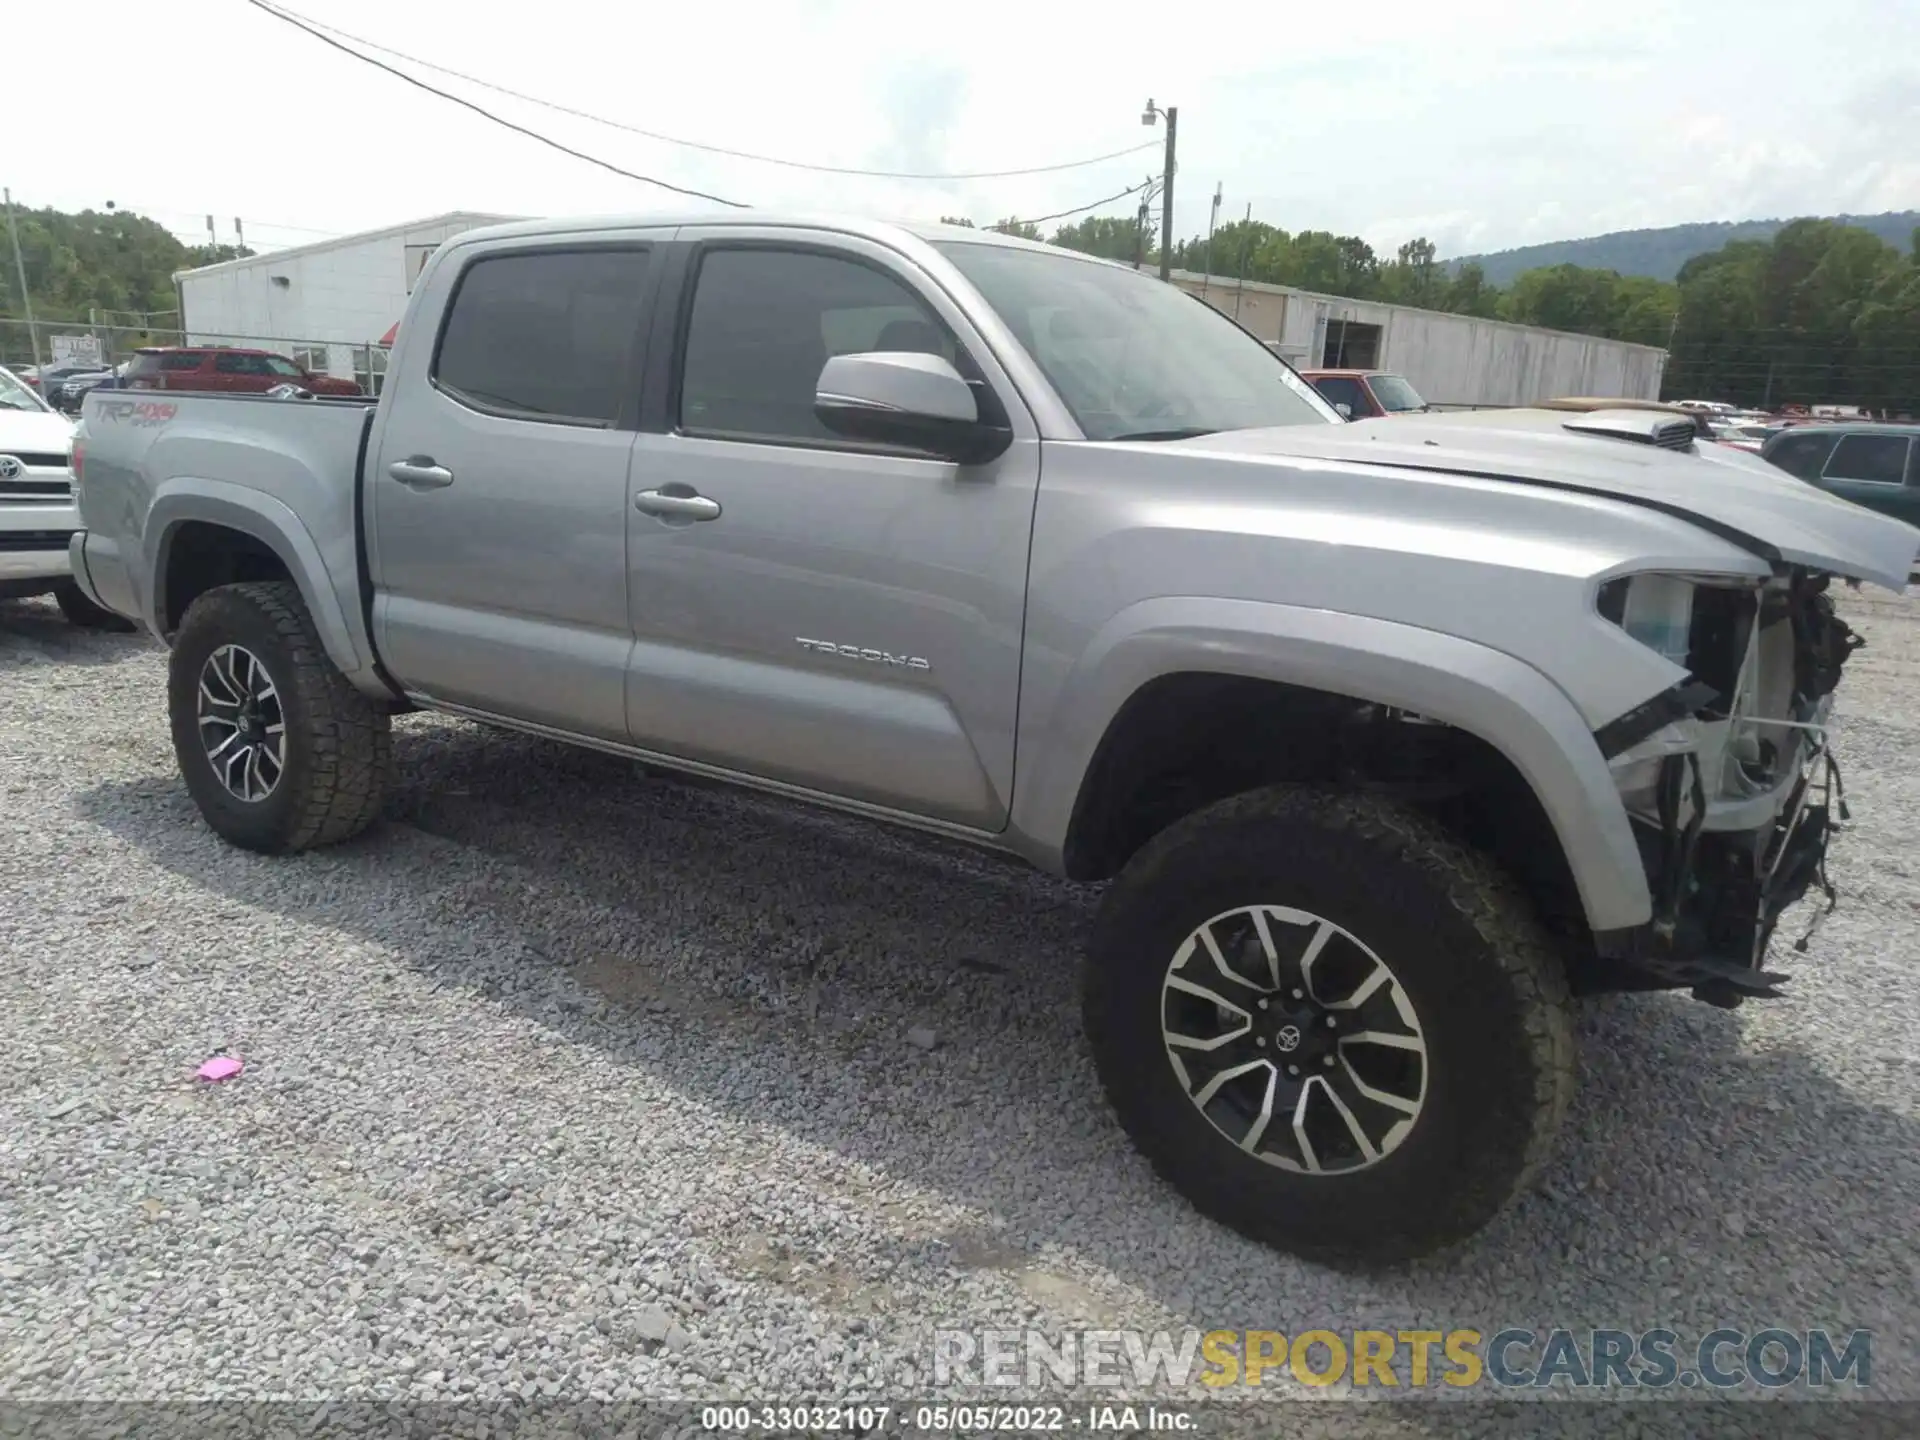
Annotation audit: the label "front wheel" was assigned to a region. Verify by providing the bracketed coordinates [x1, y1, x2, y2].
[1084, 786, 1574, 1266]
[167, 580, 392, 854]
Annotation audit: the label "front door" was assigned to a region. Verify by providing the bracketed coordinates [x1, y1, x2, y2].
[367, 240, 659, 742]
[621, 232, 1042, 830]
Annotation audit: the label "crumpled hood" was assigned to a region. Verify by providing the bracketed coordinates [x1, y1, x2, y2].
[1176, 411, 1920, 592]
[0, 407, 75, 456]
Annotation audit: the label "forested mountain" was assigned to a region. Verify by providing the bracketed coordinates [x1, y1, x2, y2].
[1452, 212, 1920, 285]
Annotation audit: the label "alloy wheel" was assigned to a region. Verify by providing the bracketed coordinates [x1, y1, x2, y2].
[1160, 904, 1427, 1174]
[196, 643, 287, 803]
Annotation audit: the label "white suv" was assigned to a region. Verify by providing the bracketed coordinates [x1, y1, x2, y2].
[0, 365, 130, 628]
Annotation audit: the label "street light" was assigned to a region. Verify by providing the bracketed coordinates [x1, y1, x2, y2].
[1142, 99, 1178, 282]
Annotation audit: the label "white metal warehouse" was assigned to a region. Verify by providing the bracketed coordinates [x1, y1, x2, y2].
[173, 212, 516, 393]
[1169, 268, 1668, 407]
[177, 214, 1667, 407]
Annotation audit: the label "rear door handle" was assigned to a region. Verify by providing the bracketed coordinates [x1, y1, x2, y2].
[634, 488, 721, 521]
[388, 458, 455, 489]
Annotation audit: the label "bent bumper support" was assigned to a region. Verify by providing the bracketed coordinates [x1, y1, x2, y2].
[1592, 749, 1846, 1008]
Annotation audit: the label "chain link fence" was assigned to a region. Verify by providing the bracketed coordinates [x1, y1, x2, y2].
[1, 319, 388, 408]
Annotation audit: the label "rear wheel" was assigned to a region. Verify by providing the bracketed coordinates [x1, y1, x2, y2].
[167, 581, 391, 853]
[53, 579, 136, 632]
[1084, 786, 1574, 1265]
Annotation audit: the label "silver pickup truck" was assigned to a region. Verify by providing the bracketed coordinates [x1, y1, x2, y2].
[70, 213, 1920, 1264]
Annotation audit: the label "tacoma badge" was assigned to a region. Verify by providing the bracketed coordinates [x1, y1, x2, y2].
[795, 637, 931, 671]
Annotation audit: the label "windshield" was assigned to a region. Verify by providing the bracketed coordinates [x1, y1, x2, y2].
[931, 241, 1341, 440]
[1368, 374, 1427, 412]
[0, 367, 49, 412]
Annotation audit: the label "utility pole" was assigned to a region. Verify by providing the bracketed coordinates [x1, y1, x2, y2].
[1158, 107, 1177, 281]
[1132, 175, 1156, 271]
[1232, 203, 1253, 320]
[235, 217, 245, 252]
[4, 187, 42, 367]
[1143, 100, 1178, 281]
[1200, 183, 1222, 299]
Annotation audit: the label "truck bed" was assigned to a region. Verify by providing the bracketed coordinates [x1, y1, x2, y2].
[75, 390, 381, 675]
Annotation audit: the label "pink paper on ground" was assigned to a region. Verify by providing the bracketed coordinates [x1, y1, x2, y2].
[196, 1057, 243, 1081]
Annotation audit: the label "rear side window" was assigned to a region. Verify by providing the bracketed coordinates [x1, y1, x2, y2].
[1763, 431, 1838, 480]
[434, 248, 652, 425]
[158, 353, 204, 372]
[214, 353, 273, 375]
[1824, 434, 1911, 485]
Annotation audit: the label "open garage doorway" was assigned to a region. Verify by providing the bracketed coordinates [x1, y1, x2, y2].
[1322, 319, 1382, 369]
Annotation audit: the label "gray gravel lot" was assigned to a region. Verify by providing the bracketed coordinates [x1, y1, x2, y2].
[2, 588, 1917, 1430]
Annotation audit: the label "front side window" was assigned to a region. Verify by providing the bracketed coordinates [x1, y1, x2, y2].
[266, 355, 306, 377]
[678, 248, 958, 445]
[434, 248, 652, 425]
[1824, 434, 1910, 485]
[936, 240, 1340, 441]
[1368, 374, 1428, 412]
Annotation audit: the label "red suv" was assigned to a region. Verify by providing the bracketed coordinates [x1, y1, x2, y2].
[123, 347, 363, 397]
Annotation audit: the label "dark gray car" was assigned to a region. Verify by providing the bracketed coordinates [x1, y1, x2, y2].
[1761, 423, 1920, 527]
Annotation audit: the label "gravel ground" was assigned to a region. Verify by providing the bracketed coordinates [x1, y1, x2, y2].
[2, 587, 1917, 1433]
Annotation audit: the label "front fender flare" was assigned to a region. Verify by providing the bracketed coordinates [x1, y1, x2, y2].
[145, 480, 368, 679]
[1011, 596, 1652, 933]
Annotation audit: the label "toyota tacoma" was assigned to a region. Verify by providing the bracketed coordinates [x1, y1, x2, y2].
[67, 214, 1920, 1263]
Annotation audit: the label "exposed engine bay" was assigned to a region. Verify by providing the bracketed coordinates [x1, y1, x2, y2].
[1592, 569, 1865, 1007]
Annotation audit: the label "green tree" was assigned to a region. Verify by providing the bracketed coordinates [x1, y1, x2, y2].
[1444, 261, 1502, 318]
[2, 202, 254, 364]
[1051, 214, 1150, 264]
[1663, 222, 1917, 410]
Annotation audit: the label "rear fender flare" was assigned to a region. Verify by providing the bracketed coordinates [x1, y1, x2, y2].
[1014, 596, 1654, 932]
[145, 480, 367, 679]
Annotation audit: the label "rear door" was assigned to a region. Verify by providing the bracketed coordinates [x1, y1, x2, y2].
[365, 232, 663, 742]
[1819, 433, 1920, 523]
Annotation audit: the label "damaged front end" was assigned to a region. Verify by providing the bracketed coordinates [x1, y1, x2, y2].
[1589, 569, 1866, 1007]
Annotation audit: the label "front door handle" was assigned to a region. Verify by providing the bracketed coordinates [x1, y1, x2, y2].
[634, 488, 721, 521]
[388, 458, 455, 489]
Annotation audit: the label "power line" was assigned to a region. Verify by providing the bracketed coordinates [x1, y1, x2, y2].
[243, 0, 749, 209]
[262, 1, 1160, 182]
[995, 180, 1155, 231]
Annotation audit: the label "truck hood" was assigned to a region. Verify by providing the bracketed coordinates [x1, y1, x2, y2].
[1177, 410, 1920, 592]
[0, 407, 74, 455]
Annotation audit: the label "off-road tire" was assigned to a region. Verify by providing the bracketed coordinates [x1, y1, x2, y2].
[52, 579, 136, 632]
[167, 580, 391, 854]
[1084, 785, 1575, 1266]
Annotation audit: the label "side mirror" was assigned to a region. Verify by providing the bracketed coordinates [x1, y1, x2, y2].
[814, 352, 1012, 465]
[1334, 402, 1353, 420]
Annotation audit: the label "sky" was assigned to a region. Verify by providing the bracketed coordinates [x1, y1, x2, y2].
[8, 0, 1918, 262]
